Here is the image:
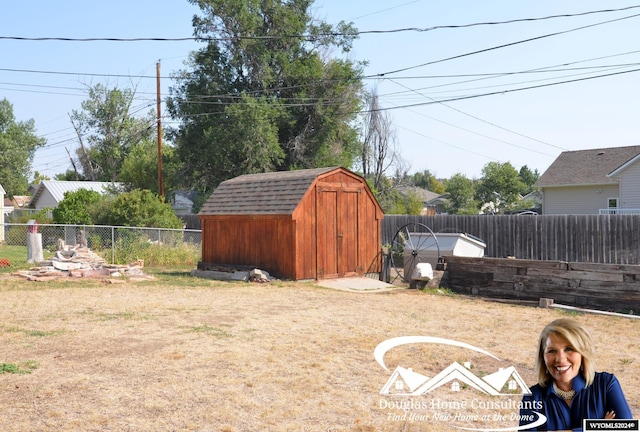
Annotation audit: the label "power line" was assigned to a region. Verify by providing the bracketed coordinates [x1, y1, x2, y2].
[383, 98, 558, 157]
[376, 49, 640, 84]
[368, 67, 640, 113]
[0, 67, 157, 79]
[386, 79, 565, 152]
[2, 4, 639, 42]
[397, 125, 498, 163]
[350, 0, 422, 21]
[369, 11, 640, 77]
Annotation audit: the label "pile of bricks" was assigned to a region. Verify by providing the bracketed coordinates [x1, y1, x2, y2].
[15, 247, 150, 282]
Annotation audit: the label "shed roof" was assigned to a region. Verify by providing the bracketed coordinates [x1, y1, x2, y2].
[535, 145, 640, 187]
[199, 167, 340, 215]
[29, 180, 120, 206]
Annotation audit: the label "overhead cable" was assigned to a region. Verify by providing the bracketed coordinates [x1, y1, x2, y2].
[1, 4, 638, 42]
[370, 11, 640, 77]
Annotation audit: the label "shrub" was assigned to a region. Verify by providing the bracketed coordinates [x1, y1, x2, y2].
[52, 189, 104, 225]
[95, 190, 183, 228]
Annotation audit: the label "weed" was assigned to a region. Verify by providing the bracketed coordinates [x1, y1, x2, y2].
[422, 286, 456, 296]
[560, 310, 584, 317]
[3, 326, 64, 337]
[98, 312, 136, 321]
[110, 238, 200, 267]
[0, 360, 39, 374]
[185, 324, 231, 338]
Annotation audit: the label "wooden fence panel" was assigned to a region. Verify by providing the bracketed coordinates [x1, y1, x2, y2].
[382, 214, 640, 265]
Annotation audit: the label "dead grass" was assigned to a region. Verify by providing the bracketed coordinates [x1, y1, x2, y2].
[0, 274, 638, 431]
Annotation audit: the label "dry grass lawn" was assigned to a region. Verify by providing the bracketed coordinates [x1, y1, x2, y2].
[0, 271, 638, 431]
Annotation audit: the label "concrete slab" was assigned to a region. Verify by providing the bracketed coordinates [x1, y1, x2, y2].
[315, 277, 404, 293]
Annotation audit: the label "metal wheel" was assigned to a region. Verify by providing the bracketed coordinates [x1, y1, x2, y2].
[388, 222, 440, 284]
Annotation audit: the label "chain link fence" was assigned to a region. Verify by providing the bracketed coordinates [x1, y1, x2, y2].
[1, 223, 202, 266]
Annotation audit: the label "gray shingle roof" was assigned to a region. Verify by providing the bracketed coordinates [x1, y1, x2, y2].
[535, 145, 640, 187]
[199, 167, 338, 215]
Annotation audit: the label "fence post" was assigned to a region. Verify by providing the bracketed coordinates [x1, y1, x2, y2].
[111, 226, 115, 264]
[27, 220, 44, 263]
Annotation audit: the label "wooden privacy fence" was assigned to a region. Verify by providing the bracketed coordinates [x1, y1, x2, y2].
[383, 214, 640, 265]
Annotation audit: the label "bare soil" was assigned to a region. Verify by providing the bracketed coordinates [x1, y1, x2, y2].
[0, 273, 638, 431]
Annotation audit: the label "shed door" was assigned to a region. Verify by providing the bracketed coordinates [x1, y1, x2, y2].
[317, 185, 360, 278]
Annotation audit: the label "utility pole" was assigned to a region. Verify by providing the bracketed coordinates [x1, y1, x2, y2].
[156, 60, 164, 198]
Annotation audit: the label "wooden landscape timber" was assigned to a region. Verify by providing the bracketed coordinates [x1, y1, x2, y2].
[443, 256, 640, 314]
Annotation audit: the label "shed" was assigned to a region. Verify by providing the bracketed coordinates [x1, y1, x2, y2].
[198, 167, 384, 280]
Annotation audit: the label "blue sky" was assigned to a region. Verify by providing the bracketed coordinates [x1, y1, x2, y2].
[2, 0, 639, 183]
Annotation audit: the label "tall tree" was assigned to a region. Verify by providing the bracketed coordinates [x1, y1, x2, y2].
[360, 88, 403, 192]
[475, 161, 525, 213]
[444, 173, 477, 214]
[69, 84, 156, 182]
[119, 141, 179, 194]
[167, 0, 364, 194]
[0, 98, 45, 196]
[519, 165, 540, 195]
[411, 169, 446, 194]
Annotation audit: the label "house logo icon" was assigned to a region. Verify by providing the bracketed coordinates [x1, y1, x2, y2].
[374, 336, 532, 396]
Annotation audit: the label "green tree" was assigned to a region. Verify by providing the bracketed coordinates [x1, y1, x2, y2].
[167, 0, 363, 194]
[0, 98, 46, 196]
[31, 171, 51, 185]
[94, 189, 182, 228]
[411, 170, 446, 194]
[120, 141, 179, 194]
[444, 173, 478, 214]
[519, 165, 540, 195]
[475, 162, 525, 213]
[70, 84, 156, 182]
[55, 170, 87, 181]
[52, 189, 104, 225]
[376, 187, 423, 215]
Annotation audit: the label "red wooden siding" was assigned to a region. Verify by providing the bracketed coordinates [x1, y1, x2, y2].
[200, 167, 383, 280]
[201, 215, 297, 279]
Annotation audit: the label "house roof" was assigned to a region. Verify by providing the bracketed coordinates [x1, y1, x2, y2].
[169, 190, 198, 202]
[29, 180, 120, 206]
[199, 167, 340, 215]
[12, 196, 31, 208]
[396, 187, 448, 208]
[535, 145, 640, 187]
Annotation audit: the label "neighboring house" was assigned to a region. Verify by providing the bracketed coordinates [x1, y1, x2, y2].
[12, 195, 31, 210]
[28, 180, 120, 210]
[398, 186, 448, 215]
[521, 190, 542, 209]
[535, 145, 640, 215]
[168, 190, 198, 215]
[3, 196, 31, 216]
[425, 192, 449, 215]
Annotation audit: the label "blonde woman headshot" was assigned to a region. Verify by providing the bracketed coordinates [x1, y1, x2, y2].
[519, 318, 632, 431]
